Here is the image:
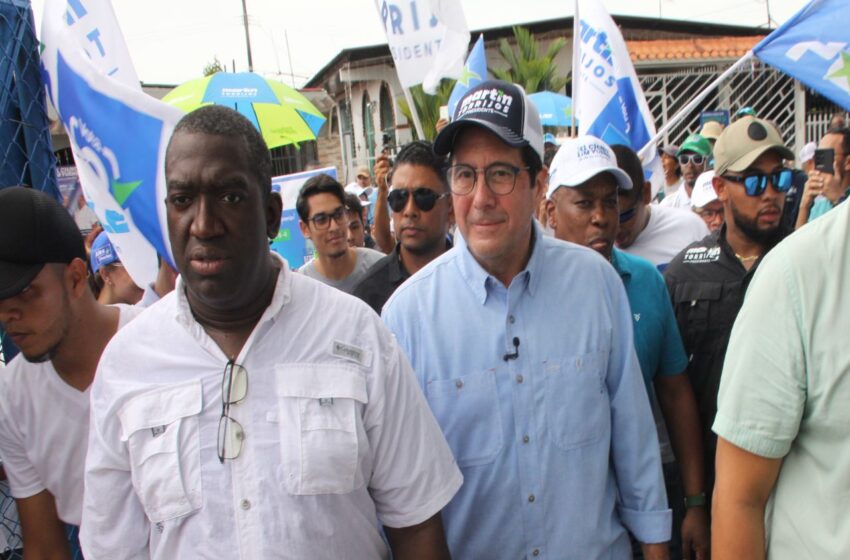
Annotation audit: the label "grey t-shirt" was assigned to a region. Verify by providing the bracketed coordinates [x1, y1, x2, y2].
[299, 247, 384, 294]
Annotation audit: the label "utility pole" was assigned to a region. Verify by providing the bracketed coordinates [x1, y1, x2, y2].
[241, 0, 254, 72]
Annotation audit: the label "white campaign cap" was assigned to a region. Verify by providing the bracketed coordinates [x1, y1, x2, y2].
[546, 136, 632, 199]
[799, 141, 816, 164]
[690, 170, 718, 208]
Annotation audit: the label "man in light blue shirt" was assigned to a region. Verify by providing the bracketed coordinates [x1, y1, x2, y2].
[382, 80, 671, 559]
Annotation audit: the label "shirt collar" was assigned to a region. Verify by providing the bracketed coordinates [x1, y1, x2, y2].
[455, 221, 542, 304]
[610, 248, 631, 280]
[175, 252, 292, 334]
[388, 244, 408, 283]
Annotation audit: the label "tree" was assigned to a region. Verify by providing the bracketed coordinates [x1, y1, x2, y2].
[203, 57, 225, 77]
[397, 80, 455, 141]
[490, 26, 569, 94]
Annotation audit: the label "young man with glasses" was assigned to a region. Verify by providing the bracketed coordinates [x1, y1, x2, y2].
[383, 81, 671, 560]
[663, 116, 794, 517]
[81, 106, 461, 560]
[353, 141, 453, 313]
[661, 134, 713, 210]
[297, 174, 384, 294]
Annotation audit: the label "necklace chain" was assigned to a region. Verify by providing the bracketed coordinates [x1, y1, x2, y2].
[735, 253, 759, 263]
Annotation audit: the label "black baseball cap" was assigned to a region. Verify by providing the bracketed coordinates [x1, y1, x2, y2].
[434, 80, 544, 163]
[0, 186, 86, 299]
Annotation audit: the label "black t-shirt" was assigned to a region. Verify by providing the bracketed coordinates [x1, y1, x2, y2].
[352, 245, 410, 315]
[663, 225, 784, 495]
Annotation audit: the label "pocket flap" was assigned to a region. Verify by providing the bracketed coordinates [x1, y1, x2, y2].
[673, 282, 722, 303]
[275, 364, 368, 404]
[119, 380, 204, 441]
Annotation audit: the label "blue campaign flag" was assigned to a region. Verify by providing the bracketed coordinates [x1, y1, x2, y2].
[448, 34, 487, 118]
[754, 0, 850, 111]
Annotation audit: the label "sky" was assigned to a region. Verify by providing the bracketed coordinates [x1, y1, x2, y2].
[31, 0, 805, 88]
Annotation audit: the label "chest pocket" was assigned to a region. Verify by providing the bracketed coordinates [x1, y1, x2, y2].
[545, 352, 609, 451]
[275, 365, 367, 495]
[119, 380, 203, 523]
[672, 282, 723, 338]
[425, 369, 504, 468]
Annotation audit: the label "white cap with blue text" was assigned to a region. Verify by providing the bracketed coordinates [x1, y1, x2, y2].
[547, 136, 633, 199]
[690, 170, 718, 209]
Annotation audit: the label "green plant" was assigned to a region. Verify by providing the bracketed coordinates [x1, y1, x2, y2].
[397, 80, 455, 141]
[490, 26, 569, 94]
[203, 57, 225, 77]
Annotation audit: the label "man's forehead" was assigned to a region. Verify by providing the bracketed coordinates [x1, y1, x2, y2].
[451, 126, 521, 160]
[747, 149, 784, 171]
[390, 163, 444, 189]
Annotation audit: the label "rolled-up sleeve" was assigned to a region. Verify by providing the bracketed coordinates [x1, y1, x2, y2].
[605, 270, 672, 543]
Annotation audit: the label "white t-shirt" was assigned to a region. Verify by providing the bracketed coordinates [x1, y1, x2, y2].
[299, 247, 384, 294]
[659, 183, 692, 210]
[0, 304, 141, 525]
[620, 205, 709, 271]
[81, 262, 462, 560]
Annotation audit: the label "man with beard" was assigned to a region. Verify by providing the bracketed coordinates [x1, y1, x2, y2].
[80, 106, 461, 560]
[661, 134, 712, 210]
[664, 116, 794, 509]
[353, 141, 453, 314]
[0, 187, 141, 558]
[297, 175, 384, 293]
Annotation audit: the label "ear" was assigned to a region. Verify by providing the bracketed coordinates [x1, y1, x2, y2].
[545, 198, 558, 230]
[712, 176, 728, 203]
[642, 182, 652, 205]
[66, 258, 90, 299]
[266, 192, 283, 239]
[98, 268, 111, 286]
[299, 219, 311, 240]
[534, 167, 548, 197]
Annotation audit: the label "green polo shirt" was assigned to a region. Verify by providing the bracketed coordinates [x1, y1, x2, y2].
[714, 198, 850, 558]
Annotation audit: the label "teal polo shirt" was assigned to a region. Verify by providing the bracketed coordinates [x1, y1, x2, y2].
[808, 187, 850, 222]
[611, 248, 688, 396]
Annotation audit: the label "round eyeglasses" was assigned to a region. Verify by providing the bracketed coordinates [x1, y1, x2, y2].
[446, 163, 530, 196]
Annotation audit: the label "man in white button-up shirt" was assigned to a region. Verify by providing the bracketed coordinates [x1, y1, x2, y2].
[80, 106, 462, 560]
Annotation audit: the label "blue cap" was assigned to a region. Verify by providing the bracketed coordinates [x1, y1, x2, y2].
[544, 133, 557, 145]
[90, 231, 119, 274]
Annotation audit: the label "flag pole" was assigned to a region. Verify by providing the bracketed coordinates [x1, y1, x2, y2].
[642, 50, 755, 152]
[570, 0, 580, 137]
[403, 86, 426, 139]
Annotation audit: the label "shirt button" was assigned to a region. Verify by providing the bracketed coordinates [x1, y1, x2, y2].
[240, 499, 251, 510]
[528, 494, 535, 503]
[508, 315, 516, 324]
[522, 435, 530, 444]
[516, 374, 524, 384]
[455, 379, 464, 389]
[532, 550, 540, 557]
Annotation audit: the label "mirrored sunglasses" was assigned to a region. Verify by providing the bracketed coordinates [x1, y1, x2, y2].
[721, 168, 794, 197]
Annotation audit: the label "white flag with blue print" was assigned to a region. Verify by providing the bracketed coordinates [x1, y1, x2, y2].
[754, 0, 850, 111]
[573, 0, 663, 196]
[374, 0, 470, 93]
[40, 0, 184, 287]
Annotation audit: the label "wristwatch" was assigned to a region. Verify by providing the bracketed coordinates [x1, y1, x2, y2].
[684, 492, 707, 508]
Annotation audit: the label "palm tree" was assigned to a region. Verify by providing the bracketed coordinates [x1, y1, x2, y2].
[397, 80, 455, 141]
[490, 26, 569, 94]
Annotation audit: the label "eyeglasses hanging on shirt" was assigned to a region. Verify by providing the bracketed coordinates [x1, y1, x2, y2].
[218, 359, 248, 463]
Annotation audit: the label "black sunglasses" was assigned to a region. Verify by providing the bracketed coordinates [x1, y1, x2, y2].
[721, 168, 794, 197]
[387, 188, 449, 213]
